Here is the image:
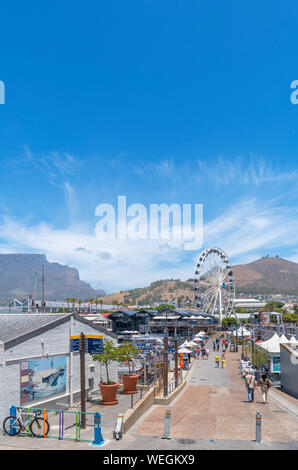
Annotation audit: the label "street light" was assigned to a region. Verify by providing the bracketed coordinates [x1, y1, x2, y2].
[163, 310, 169, 397]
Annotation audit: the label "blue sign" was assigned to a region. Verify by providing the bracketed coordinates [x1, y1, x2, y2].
[272, 356, 280, 373]
[70, 337, 80, 352]
[86, 336, 104, 354]
[70, 335, 103, 353]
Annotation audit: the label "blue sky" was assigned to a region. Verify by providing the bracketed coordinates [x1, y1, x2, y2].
[1, 1, 298, 293]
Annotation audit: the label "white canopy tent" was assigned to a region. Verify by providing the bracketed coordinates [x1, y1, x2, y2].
[187, 341, 198, 347]
[178, 347, 192, 354]
[289, 336, 298, 346]
[279, 334, 290, 344]
[193, 337, 204, 343]
[258, 333, 290, 353]
[232, 327, 251, 337]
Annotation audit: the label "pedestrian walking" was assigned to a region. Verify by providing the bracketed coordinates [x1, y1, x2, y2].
[213, 341, 216, 351]
[201, 347, 206, 359]
[217, 343, 220, 351]
[196, 347, 200, 359]
[245, 371, 257, 403]
[221, 353, 225, 368]
[258, 374, 272, 404]
[215, 354, 220, 368]
[205, 348, 210, 359]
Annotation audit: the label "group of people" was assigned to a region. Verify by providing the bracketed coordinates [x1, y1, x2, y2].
[244, 371, 272, 404]
[215, 352, 226, 368]
[214, 334, 227, 368]
[196, 343, 210, 359]
[205, 332, 272, 406]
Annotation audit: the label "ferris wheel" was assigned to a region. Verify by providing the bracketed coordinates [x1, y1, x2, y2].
[193, 247, 236, 322]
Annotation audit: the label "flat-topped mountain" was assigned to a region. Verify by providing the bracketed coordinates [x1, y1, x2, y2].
[0, 253, 104, 302]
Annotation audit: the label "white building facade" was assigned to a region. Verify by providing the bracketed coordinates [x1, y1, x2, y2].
[0, 313, 118, 425]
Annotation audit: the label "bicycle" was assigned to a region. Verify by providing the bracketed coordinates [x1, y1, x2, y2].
[3, 408, 50, 438]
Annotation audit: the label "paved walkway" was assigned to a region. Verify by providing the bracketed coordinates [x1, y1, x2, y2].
[1, 335, 298, 450]
[113, 334, 298, 449]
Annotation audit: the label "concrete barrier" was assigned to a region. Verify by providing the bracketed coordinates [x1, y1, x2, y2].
[122, 387, 155, 434]
[153, 379, 187, 405]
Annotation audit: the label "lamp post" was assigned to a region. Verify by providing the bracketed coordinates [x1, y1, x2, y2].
[174, 317, 178, 388]
[163, 310, 169, 397]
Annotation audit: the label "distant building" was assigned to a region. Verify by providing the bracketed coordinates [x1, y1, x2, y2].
[234, 298, 266, 310]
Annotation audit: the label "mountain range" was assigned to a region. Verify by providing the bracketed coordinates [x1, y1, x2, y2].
[0, 254, 104, 303]
[0, 254, 297, 306]
[98, 256, 298, 305]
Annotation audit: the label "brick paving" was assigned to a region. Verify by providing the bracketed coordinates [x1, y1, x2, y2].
[132, 334, 298, 444]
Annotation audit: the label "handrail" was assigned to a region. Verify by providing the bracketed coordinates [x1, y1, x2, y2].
[130, 375, 155, 408]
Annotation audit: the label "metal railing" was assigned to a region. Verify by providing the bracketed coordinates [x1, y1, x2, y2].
[130, 375, 155, 408]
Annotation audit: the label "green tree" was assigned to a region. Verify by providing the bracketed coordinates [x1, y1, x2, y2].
[222, 317, 239, 327]
[251, 347, 270, 369]
[92, 339, 120, 384]
[156, 304, 175, 311]
[117, 342, 139, 375]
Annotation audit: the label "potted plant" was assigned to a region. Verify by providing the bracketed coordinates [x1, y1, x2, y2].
[93, 339, 120, 405]
[118, 342, 140, 394]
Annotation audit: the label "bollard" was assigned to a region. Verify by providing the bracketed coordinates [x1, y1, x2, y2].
[92, 412, 104, 446]
[161, 409, 171, 439]
[113, 413, 124, 440]
[256, 411, 262, 443]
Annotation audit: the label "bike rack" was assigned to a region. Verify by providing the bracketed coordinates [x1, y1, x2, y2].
[8, 405, 104, 445]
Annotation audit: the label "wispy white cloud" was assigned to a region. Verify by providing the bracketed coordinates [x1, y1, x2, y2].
[196, 155, 298, 187]
[204, 198, 298, 261]
[135, 158, 176, 179]
[0, 195, 297, 292]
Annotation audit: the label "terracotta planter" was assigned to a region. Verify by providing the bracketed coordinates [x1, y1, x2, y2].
[122, 374, 139, 394]
[99, 382, 119, 405]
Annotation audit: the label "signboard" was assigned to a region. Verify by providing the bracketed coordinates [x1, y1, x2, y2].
[70, 336, 80, 352]
[272, 356, 280, 373]
[70, 335, 104, 354]
[86, 335, 104, 354]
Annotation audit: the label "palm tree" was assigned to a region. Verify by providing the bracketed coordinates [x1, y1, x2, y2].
[78, 299, 82, 312]
[65, 297, 71, 311]
[99, 299, 103, 311]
